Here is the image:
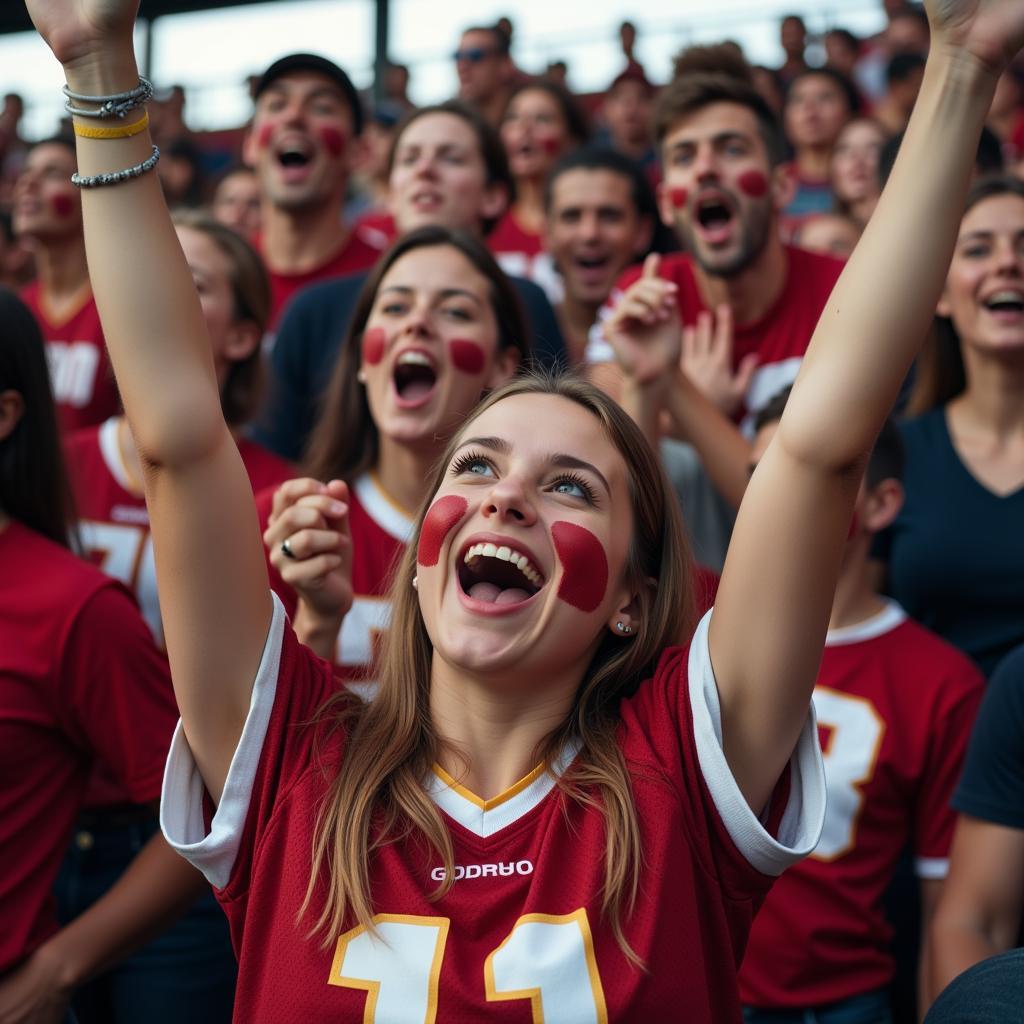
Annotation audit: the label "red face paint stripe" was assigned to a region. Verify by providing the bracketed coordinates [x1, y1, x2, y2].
[51, 195, 75, 218]
[737, 170, 768, 198]
[318, 126, 346, 158]
[669, 186, 688, 209]
[418, 495, 468, 567]
[449, 339, 486, 376]
[362, 327, 386, 366]
[551, 521, 608, 614]
[255, 123, 274, 150]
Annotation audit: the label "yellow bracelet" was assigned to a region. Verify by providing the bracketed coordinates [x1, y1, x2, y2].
[73, 111, 150, 140]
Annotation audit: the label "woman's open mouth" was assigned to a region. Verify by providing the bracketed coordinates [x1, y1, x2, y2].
[457, 541, 546, 608]
[393, 350, 438, 408]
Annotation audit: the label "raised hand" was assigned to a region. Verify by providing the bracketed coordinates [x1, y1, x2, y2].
[603, 253, 682, 387]
[679, 304, 758, 418]
[264, 478, 354, 642]
[23, 0, 138, 70]
[926, 0, 1024, 75]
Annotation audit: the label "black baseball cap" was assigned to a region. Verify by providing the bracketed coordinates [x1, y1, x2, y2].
[253, 54, 364, 135]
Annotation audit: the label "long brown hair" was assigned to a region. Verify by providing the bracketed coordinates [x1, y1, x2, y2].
[303, 226, 531, 481]
[908, 175, 1024, 414]
[301, 371, 695, 965]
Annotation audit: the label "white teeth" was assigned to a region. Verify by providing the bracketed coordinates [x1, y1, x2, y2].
[462, 543, 544, 586]
[397, 351, 432, 367]
[987, 290, 1024, 304]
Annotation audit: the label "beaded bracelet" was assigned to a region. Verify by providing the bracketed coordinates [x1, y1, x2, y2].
[73, 111, 149, 140]
[63, 77, 154, 119]
[71, 146, 161, 189]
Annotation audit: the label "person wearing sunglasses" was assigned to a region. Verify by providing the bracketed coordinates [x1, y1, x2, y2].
[454, 25, 514, 129]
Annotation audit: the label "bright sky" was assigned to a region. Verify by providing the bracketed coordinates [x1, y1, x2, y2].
[2, 0, 886, 139]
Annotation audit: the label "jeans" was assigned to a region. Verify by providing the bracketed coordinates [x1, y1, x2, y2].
[55, 812, 236, 1024]
[744, 988, 893, 1024]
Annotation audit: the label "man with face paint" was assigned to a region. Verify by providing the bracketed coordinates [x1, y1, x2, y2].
[242, 54, 386, 332]
[255, 101, 567, 463]
[738, 388, 983, 1024]
[587, 63, 846, 434]
[14, 136, 119, 433]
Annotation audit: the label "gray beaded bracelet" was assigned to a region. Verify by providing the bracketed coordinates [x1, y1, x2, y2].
[63, 77, 154, 119]
[71, 145, 161, 189]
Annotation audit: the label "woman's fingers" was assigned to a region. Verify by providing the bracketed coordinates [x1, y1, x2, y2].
[268, 477, 327, 524]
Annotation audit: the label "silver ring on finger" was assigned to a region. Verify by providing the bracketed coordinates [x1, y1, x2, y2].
[281, 537, 297, 560]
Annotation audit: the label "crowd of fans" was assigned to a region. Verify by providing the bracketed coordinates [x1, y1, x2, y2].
[2, 2, 1024, 1022]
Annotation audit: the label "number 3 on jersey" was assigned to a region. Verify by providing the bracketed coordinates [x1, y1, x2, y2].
[812, 688, 885, 861]
[330, 909, 607, 1022]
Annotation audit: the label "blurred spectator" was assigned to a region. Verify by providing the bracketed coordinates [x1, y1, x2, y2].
[986, 67, 1024, 168]
[783, 68, 860, 219]
[257, 100, 567, 462]
[384, 61, 414, 115]
[544, 147, 655, 363]
[13, 137, 120, 432]
[857, 3, 930, 103]
[793, 211, 861, 258]
[492, 81, 589, 298]
[878, 125, 1003, 187]
[601, 68, 659, 186]
[751, 65, 786, 117]
[0, 93, 27, 204]
[242, 53, 385, 331]
[777, 14, 809, 86]
[832, 117, 888, 228]
[544, 61, 569, 89]
[878, 176, 1024, 677]
[619, 20, 644, 76]
[158, 135, 206, 209]
[210, 165, 262, 240]
[825, 28, 863, 80]
[0, 209, 33, 290]
[875, 52, 927, 134]
[150, 83, 190, 146]
[348, 102, 403, 219]
[454, 24, 514, 128]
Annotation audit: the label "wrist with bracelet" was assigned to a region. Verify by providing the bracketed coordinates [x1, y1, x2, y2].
[65, 76, 160, 189]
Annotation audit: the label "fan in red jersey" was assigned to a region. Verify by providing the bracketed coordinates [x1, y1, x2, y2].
[0, 289, 204, 1021]
[586, 58, 845, 435]
[739, 391, 984, 1023]
[258, 226, 528, 688]
[66, 212, 292, 649]
[14, 136, 119, 432]
[30, 0, 1022, 1018]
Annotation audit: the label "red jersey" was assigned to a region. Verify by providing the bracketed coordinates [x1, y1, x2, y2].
[488, 211, 563, 303]
[258, 225, 387, 331]
[162, 604, 825, 1022]
[66, 417, 292, 649]
[0, 521, 175, 971]
[20, 282, 119, 433]
[258, 471, 412, 691]
[740, 603, 984, 1008]
[586, 246, 845, 432]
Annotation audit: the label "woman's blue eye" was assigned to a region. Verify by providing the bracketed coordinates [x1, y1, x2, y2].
[468, 460, 492, 475]
[554, 479, 586, 498]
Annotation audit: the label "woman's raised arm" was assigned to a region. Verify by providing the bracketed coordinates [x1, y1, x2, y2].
[25, 0, 272, 802]
[711, 1, 1024, 812]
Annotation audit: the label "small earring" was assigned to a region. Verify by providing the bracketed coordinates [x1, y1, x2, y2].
[357, 369, 367, 384]
[615, 621, 632, 635]
[412, 575, 418, 590]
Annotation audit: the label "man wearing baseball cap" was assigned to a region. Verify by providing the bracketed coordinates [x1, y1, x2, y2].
[243, 54, 386, 330]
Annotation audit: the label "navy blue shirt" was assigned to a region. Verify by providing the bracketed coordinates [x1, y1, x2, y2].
[879, 408, 1024, 677]
[953, 645, 1024, 827]
[253, 271, 567, 463]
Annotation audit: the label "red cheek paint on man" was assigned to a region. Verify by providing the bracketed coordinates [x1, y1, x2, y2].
[362, 327, 386, 366]
[449, 340, 486, 376]
[737, 170, 768, 198]
[254, 122, 275, 150]
[51, 195, 74, 218]
[551, 521, 608, 613]
[418, 496, 468, 566]
[318, 126, 346, 158]
[669, 187, 688, 209]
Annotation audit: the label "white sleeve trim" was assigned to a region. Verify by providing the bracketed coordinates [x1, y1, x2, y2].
[583, 292, 621, 364]
[688, 609, 826, 877]
[160, 593, 287, 890]
[915, 856, 950, 880]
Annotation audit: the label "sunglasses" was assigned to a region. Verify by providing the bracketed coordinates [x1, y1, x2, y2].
[454, 47, 499, 64]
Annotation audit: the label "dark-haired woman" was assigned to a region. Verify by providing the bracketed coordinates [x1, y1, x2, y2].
[879, 175, 1024, 677]
[24, 0, 1023, 1018]
[260, 226, 525, 682]
[0, 289, 198, 1021]
[491, 81, 588, 297]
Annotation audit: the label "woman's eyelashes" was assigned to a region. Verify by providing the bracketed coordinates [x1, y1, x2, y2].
[449, 453, 599, 506]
